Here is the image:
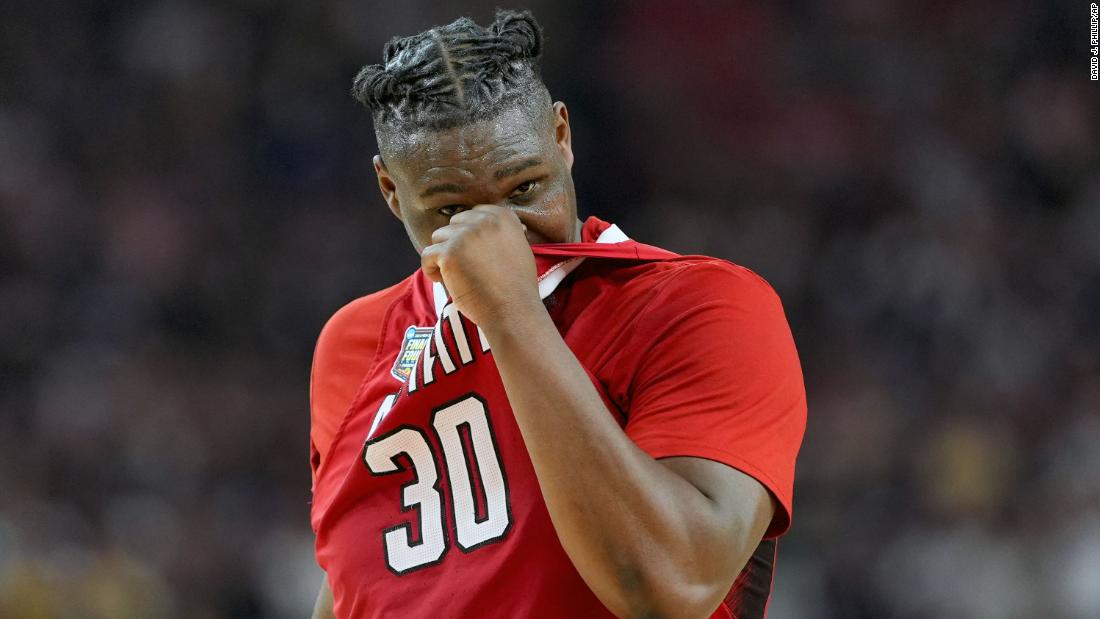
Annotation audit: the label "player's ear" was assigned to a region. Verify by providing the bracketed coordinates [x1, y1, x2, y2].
[374, 155, 402, 221]
[552, 101, 574, 170]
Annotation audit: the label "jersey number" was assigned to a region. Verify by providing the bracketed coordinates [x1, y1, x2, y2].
[363, 394, 511, 574]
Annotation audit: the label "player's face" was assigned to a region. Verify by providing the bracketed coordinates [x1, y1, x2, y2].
[374, 102, 579, 253]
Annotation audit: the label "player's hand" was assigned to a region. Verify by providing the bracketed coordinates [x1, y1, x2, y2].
[421, 204, 542, 326]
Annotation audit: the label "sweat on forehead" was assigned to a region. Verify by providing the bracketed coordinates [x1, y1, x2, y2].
[376, 100, 555, 164]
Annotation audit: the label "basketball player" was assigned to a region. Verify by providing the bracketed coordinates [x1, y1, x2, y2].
[309, 10, 805, 618]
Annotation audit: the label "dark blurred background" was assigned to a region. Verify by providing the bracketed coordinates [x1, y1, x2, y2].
[2, 1, 1097, 617]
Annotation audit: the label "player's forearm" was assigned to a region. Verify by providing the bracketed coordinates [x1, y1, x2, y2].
[483, 307, 732, 619]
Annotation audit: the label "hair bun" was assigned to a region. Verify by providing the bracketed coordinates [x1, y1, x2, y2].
[351, 63, 400, 109]
[491, 9, 542, 60]
[382, 35, 417, 70]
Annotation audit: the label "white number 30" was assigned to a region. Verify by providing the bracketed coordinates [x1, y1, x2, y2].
[363, 394, 511, 574]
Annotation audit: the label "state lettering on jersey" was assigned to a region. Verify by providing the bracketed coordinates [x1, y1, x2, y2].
[368, 301, 491, 440]
[407, 301, 491, 395]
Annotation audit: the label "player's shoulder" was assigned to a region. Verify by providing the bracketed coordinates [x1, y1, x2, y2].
[637, 254, 772, 286]
[314, 275, 415, 358]
[621, 254, 783, 311]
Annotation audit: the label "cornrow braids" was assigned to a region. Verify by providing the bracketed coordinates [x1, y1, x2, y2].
[352, 9, 553, 151]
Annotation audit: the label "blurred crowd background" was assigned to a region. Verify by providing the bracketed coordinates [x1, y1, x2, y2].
[2, 1, 1097, 617]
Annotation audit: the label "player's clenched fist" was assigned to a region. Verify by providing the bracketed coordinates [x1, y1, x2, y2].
[421, 205, 542, 326]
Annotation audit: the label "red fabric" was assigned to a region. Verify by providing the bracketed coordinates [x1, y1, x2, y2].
[609, 261, 805, 538]
[309, 216, 806, 618]
[309, 280, 407, 491]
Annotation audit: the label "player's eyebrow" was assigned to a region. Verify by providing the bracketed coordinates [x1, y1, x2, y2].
[419, 159, 542, 198]
[494, 158, 542, 180]
[420, 182, 468, 198]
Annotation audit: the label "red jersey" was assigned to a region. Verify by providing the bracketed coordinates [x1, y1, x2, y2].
[310, 217, 806, 618]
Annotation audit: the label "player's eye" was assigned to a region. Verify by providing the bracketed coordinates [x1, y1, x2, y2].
[437, 205, 464, 217]
[509, 180, 537, 199]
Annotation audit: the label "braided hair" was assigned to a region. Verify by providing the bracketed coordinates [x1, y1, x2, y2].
[352, 9, 552, 154]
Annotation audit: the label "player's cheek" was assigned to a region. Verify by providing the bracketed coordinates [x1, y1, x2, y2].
[541, 189, 573, 240]
[414, 220, 441, 252]
[416, 209, 449, 242]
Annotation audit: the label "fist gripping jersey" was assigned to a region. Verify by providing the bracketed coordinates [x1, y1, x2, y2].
[309, 218, 806, 618]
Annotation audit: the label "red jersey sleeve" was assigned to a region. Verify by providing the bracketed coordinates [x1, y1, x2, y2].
[309, 281, 407, 491]
[622, 261, 806, 538]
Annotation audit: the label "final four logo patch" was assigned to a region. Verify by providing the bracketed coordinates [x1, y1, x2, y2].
[392, 325, 434, 383]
